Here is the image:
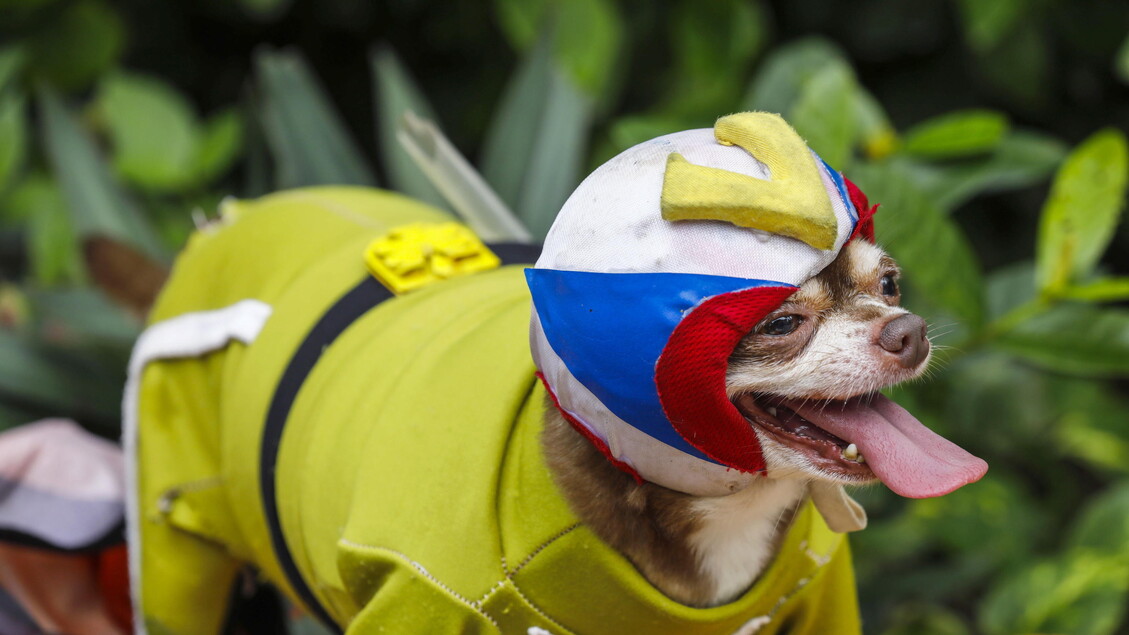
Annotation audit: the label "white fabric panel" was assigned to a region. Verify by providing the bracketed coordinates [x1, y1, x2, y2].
[122, 299, 272, 635]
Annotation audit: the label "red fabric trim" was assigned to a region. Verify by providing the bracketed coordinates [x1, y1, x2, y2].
[654, 286, 798, 473]
[844, 176, 878, 243]
[536, 372, 645, 484]
[98, 543, 133, 632]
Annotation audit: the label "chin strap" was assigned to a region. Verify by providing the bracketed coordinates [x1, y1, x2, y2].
[809, 482, 868, 533]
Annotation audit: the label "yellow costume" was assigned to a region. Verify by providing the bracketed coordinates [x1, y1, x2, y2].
[127, 186, 861, 634]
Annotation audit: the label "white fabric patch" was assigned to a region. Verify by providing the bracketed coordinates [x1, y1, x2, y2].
[122, 299, 272, 635]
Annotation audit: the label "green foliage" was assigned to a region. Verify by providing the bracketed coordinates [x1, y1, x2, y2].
[99, 73, 200, 191]
[23, 0, 124, 91]
[1, 2, 1129, 633]
[0, 89, 26, 194]
[901, 110, 1009, 159]
[480, 34, 593, 239]
[850, 161, 985, 327]
[492, 0, 623, 97]
[38, 87, 167, 260]
[371, 46, 448, 210]
[1036, 129, 1129, 296]
[255, 49, 377, 189]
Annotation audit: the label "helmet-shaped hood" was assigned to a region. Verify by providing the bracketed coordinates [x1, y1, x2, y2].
[526, 112, 864, 496]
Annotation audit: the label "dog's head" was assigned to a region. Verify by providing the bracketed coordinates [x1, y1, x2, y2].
[527, 112, 986, 501]
[727, 237, 988, 500]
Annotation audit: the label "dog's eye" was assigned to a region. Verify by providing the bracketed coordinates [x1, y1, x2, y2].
[880, 274, 899, 297]
[763, 315, 802, 336]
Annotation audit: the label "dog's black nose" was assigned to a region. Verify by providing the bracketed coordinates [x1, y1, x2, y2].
[878, 314, 929, 368]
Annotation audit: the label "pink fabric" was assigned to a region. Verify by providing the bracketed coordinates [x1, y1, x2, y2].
[0, 419, 124, 503]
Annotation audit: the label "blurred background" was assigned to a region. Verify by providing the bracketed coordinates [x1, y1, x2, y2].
[0, 0, 1128, 633]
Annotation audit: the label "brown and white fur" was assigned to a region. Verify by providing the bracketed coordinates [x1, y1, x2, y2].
[86, 235, 926, 613]
[543, 238, 928, 608]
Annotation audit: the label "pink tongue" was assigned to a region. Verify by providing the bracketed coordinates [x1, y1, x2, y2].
[785, 394, 988, 498]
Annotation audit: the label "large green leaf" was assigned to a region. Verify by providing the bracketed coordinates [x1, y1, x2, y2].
[255, 50, 376, 189]
[996, 304, 1129, 376]
[1036, 129, 1129, 295]
[480, 35, 593, 239]
[0, 89, 26, 193]
[979, 550, 1129, 635]
[787, 63, 858, 169]
[849, 162, 985, 327]
[25, 0, 124, 90]
[370, 46, 447, 210]
[193, 108, 245, 185]
[99, 72, 199, 192]
[901, 110, 1008, 159]
[741, 37, 850, 115]
[37, 87, 167, 260]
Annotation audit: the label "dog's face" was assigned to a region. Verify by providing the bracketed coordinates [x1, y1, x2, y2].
[727, 239, 930, 486]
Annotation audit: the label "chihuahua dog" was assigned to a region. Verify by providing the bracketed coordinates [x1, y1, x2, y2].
[547, 238, 939, 608]
[112, 113, 986, 635]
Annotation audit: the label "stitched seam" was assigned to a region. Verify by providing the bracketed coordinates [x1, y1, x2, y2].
[337, 538, 501, 629]
[507, 524, 581, 576]
[505, 579, 572, 635]
[474, 578, 507, 607]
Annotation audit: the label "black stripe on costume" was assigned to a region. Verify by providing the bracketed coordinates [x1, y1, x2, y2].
[259, 243, 540, 631]
[260, 276, 389, 632]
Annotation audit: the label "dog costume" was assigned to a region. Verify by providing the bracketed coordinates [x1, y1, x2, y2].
[127, 114, 870, 634]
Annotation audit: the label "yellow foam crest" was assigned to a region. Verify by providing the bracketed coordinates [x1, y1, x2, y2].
[660, 112, 838, 251]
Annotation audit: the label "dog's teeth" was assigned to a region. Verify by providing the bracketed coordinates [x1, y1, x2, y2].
[856, 453, 866, 464]
[842, 443, 858, 461]
[766, 406, 778, 417]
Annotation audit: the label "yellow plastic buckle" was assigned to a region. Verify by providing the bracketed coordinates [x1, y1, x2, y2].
[364, 222, 501, 294]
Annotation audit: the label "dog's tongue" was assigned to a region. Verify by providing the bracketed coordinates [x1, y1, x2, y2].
[785, 394, 987, 498]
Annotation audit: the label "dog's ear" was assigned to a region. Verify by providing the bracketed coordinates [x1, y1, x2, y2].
[810, 482, 868, 533]
[82, 235, 168, 320]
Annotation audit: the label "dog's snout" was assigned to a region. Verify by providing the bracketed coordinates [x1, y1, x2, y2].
[878, 314, 929, 368]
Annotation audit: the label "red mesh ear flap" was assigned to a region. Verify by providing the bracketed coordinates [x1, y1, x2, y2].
[844, 176, 878, 243]
[655, 286, 797, 473]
